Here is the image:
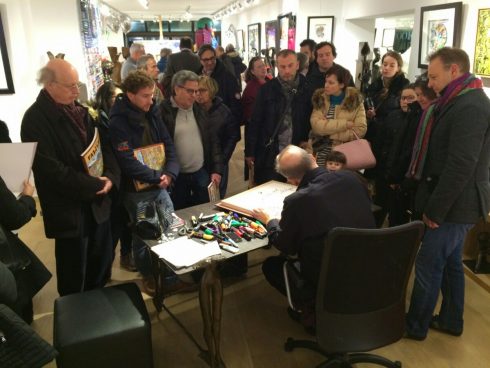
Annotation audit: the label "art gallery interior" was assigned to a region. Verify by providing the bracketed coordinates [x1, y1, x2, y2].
[0, 0, 489, 367]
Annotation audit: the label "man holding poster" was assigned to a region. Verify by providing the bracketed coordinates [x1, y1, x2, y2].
[21, 59, 119, 296]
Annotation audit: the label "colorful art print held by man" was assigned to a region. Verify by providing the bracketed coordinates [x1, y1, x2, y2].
[21, 59, 120, 296]
[405, 47, 490, 340]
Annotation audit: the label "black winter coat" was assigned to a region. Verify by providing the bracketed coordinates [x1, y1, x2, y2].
[203, 96, 241, 163]
[364, 73, 409, 145]
[21, 91, 120, 238]
[0, 176, 51, 321]
[415, 88, 490, 224]
[160, 99, 224, 175]
[201, 59, 243, 124]
[109, 94, 179, 192]
[245, 75, 312, 169]
[267, 168, 375, 286]
[384, 102, 423, 184]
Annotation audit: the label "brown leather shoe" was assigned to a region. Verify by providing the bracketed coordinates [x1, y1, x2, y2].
[141, 276, 156, 297]
[120, 254, 137, 272]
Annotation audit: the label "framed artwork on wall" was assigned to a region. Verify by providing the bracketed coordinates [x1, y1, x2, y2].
[247, 23, 261, 60]
[418, 2, 462, 69]
[277, 12, 296, 51]
[236, 29, 245, 54]
[0, 13, 15, 94]
[265, 20, 278, 51]
[307, 16, 334, 44]
[474, 8, 490, 76]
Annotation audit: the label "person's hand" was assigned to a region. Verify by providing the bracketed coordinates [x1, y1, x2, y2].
[96, 176, 113, 195]
[245, 156, 255, 169]
[21, 179, 35, 197]
[366, 108, 376, 119]
[423, 213, 439, 229]
[346, 121, 354, 129]
[211, 173, 221, 185]
[159, 174, 172, 189]
[252, 208, 271, 225]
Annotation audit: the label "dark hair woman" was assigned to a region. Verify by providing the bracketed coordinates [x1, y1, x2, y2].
[309, 64, 367, 167]
[364, 50, 409, 227]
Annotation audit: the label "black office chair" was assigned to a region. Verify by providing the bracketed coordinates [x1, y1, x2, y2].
[284, 221, 425, 368]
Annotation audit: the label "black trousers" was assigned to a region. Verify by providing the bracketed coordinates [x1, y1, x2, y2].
[54, 210, 112, 296]
[262, 255, 288, 296]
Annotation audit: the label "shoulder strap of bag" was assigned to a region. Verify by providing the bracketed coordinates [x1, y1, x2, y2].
[265, 95, 296, 148]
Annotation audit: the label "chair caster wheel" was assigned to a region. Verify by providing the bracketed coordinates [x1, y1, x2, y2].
[284, 337, 295, 352]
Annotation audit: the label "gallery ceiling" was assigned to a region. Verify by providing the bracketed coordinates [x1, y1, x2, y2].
[103, 0, 234, 21]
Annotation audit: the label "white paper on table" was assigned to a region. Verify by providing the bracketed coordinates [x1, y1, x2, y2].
[0, 142, 37, 194]
[151, 236, 222, 268]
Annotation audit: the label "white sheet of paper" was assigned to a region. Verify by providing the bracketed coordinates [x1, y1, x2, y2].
[0, 143, 37, 193]
[151, 236, 222, 268]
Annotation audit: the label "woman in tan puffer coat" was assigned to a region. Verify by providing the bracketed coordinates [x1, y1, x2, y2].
[309, 65, 367, 166]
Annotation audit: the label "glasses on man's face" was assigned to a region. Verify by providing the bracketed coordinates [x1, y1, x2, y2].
[177, 85, 199, 95]
[200, 56, 216, 63]
[54, 81, 82, 90]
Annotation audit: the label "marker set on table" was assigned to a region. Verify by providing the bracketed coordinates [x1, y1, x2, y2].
[179, 212, 268, 254]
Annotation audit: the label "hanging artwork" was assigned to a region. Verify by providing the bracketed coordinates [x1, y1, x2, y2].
[474, 8, 490, 76]
[418, 2, 462, 68]
[277, 13, 296, 51]
[265, 20, 278, 51]
[247, 23, 261, 61]
[307, 16, 334, 44]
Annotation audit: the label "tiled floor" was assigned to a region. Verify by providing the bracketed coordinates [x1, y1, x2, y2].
[22, 130, 490, 367]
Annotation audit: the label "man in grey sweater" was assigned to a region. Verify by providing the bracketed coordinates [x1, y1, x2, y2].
[159, 70, 224, 209]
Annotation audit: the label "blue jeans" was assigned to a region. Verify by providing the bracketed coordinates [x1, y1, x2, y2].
[123, 189, 174, 277]
[406, 222, 473, 338]
[171, 167, 210, 210]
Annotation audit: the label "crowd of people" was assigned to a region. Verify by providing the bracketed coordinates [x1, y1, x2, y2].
[1, 36, 489, 350]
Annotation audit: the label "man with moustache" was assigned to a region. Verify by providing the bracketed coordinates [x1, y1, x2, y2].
[245, 49, 313, 184]
[21, 59, 119, 296]
[109, 70, 179, 295]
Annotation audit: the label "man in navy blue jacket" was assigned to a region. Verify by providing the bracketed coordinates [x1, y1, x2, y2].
[109, 71, 179, 295]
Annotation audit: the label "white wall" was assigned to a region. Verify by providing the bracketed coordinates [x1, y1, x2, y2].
[222, 0, 489, 83]
[0, 0, 85, 142]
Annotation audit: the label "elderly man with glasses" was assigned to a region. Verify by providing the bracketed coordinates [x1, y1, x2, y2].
[21, 59, 120, 296]
[160, 70, 224, 210]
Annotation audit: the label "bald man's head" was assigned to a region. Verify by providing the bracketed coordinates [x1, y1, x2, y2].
[275, 145, 317, 185]
[39, 59, 80, 105]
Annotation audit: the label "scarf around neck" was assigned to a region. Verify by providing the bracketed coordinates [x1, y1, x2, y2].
[407, 73, 482, 180]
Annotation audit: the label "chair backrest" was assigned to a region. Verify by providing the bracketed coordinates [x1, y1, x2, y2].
[315, 221, 424, 353]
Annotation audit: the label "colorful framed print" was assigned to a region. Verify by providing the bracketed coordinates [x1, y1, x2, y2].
[265, 20, 278, 51]
[418, 2, 462, 68]
[474, 8, 490, 76]
[307, 16, 334, 44]
[277, 12, 296, 51]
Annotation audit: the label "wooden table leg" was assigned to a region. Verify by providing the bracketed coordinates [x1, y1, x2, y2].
[199, 261, 225, 368]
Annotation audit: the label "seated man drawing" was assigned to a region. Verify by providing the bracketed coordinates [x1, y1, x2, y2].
[253, 145, 375, 331]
